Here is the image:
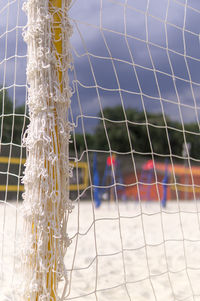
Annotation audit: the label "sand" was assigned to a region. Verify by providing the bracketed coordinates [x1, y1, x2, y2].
[1, 200, 200, 300]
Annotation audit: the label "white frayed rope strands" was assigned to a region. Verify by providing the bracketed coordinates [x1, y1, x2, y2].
[20, 0, 73, 300]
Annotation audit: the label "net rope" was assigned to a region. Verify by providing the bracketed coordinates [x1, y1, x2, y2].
[1, 0, 200, 300]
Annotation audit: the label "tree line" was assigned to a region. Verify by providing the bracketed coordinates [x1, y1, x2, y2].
[0, 89, 28, 145]
[1, 89, 199, 161]
[71, 106, 200, 161]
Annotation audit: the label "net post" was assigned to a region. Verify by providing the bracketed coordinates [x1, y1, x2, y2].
[21, 0, 73, 300]
[48, 1, 62, 298]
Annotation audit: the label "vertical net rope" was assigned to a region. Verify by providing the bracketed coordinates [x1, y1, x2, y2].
[21, 0, 73, 299]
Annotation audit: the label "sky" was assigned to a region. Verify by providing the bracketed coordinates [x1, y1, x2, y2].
[1, 0, 200, 133]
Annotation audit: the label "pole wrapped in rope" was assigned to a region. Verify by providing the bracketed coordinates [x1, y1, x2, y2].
[21, 0, 73, 299]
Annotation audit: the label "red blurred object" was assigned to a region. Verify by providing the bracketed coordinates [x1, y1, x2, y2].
[142, 160, 154, 170]
[107, 156, 116, 166]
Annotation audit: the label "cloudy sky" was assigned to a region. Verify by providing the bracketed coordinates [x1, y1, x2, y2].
[1, 0, 200, 133]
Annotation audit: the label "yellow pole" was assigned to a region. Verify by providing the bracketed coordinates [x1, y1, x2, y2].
[24, 0, 71, 300]
[50, 0, 63, 92]
[48, 1, 63, 300]
[31, 1, 63, 300]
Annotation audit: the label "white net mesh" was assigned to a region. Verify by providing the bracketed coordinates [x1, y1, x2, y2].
[1, 0, 200, 300]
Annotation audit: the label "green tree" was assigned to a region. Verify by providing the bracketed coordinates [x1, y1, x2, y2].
[70, 133, 95, 154]
[0, 89, 28, 145]
[94, 106, 195, 158]
[185, 123, 200, 160]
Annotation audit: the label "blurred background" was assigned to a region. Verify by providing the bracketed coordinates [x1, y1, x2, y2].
[1, 0, 200, 204]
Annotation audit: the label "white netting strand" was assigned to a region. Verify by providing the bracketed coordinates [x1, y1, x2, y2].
[2, 1, 200, 301]
[20, 0, 73, 300]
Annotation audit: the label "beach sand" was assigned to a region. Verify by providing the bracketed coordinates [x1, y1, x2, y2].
[1, 200, 200, 300]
